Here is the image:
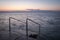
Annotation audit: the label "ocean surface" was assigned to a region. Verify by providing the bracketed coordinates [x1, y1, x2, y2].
[0, 11, 60, 40]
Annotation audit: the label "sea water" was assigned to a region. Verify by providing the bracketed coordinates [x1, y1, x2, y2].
[0, 11, 60, 40]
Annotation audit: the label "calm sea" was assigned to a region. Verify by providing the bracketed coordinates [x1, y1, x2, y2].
[0, 11, 60, 40]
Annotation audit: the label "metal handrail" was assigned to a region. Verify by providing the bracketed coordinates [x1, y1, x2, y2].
[9, 17, 25, 40]
[9, 17, 25, 24]
[27, 18, 40, 25]
[9, 17, 40, 40]
[26, 18, 40, 40]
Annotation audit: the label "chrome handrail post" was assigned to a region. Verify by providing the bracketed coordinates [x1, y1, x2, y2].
[26, 18, 28, 40]
[9, 17, 11, 40]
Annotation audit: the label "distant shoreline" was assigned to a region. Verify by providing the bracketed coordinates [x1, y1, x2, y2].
[0, 10, 60, 13]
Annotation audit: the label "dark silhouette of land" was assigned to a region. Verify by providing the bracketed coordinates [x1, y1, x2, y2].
[0, 9, 60, 13]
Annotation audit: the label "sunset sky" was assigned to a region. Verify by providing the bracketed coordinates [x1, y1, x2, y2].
[0, 0, 60, 11]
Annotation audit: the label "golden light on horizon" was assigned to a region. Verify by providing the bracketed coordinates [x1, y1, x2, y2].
[0, 7, 60, 11]
[0, 0, 60, 11]
[0, 3, 60, 11]
[0, 5, 41, 11]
